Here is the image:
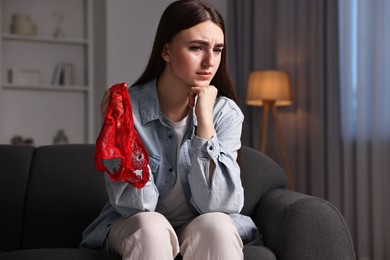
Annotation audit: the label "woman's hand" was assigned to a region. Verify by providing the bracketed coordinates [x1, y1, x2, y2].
[100, 89, 111, 116]
[188, 85, 217, 139]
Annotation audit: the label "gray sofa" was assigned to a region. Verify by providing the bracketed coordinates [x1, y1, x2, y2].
[0, 144, 355, 259]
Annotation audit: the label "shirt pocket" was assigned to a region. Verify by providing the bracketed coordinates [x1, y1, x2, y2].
[148, 152, 161, 174]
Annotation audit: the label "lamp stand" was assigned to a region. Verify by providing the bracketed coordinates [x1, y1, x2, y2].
[259, 102, 270, 152]
[259, 101, 296, 190]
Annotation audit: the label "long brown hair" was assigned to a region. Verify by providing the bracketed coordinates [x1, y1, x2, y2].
[132, 0, 238, 104]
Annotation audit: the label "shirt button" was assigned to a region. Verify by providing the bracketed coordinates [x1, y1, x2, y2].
[209, 146, 214, 151]
[169, 168, 173, 172]
[168, 135, 173, 139]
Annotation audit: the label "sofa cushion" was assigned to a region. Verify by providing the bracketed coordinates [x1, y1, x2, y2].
[22, 145, 107, 249]
[239, 146, 287, 217]
[0, 246, 275, 260]
[243, 245, 277, 260]
[0, 145, 35, 251]
[0, 248, 121, 260]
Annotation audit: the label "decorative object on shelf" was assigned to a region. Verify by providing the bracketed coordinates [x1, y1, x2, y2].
[10, 13, 37, 36]
[10, 135, 23, 144]
[53, 129, 69, 144]
[23, 138, 34, 145]
[10, 135, 34, 145]
[246, 70, 295, 190]
[53, 11, 65, 38]
[8, 68, 41, 85]
[52, 62, 74, 85]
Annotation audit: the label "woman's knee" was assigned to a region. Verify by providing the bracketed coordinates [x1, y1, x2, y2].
[188, 212, 239, 240]
[179, 213, 243, 259]
[109, 212, 179, 257]
[132, 211, 170, 227]
[129, 211, 174, 238]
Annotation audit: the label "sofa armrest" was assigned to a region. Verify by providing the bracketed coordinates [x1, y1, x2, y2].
[255, 188, 355, 260]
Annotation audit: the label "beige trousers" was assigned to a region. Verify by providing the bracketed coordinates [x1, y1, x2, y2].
[107, 212, 244, 260]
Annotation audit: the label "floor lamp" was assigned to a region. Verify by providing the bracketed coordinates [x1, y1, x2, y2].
[246, 70, 295, 190]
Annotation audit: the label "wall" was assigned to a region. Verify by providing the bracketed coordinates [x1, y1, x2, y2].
[92, 0, 106, 133]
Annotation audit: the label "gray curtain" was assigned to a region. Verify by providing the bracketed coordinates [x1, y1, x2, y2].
[228, 0, 342, 198]
[228, 1, 390, 259]
[339, 1, 390, 259]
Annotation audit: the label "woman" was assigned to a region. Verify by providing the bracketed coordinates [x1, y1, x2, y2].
[81, 1, 260, 259]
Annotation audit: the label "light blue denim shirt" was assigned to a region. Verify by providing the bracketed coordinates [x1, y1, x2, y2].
[80, 79, 261, 249]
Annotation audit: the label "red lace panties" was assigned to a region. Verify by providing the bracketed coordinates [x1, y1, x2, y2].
[95, 82, 149, 189]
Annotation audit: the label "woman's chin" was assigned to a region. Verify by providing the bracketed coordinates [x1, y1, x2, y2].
[191, 79, 212, 87]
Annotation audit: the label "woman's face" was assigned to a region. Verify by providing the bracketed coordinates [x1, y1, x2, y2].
[162, 21, 224, 88]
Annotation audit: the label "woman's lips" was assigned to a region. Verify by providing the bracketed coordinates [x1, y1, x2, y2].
[196, 72, 212, 80]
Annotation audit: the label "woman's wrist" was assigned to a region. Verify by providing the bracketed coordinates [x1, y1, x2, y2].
[195, 119, 215, 139]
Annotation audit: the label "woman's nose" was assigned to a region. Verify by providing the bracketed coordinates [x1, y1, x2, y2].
[202, 51, 215, 67]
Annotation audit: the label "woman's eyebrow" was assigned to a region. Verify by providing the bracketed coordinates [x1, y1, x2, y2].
[187, 40, 224, 48]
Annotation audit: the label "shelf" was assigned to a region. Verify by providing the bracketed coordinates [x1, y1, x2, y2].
[2, 83, 89, 92]
[2, 33, 88, 45]
[0, 0, 94, 146]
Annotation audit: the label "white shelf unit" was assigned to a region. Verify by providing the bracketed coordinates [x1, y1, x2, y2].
[0, 0, 94, 146]
[2, 33, 89, 45]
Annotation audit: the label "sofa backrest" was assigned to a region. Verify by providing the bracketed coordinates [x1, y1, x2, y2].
[0, 145, 35, 251]
[21, 145, 107, 249]
[1, 144, 287, 251]
[239, 146, 287, 217]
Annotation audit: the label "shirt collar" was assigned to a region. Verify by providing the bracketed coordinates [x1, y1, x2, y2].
[137, 79, 198, 130]
[137, 79, 161, 124]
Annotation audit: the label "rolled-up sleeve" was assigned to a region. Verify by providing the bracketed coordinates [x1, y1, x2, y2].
[188, 98, 244, 214]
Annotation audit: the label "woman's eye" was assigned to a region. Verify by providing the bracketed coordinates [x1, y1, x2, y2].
[213, 48, 223, 53]
[190, 46, 202, 51]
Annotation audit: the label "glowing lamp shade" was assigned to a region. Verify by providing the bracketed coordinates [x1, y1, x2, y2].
[246, 70, 292, 107]
[246, 70, 295, 190]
